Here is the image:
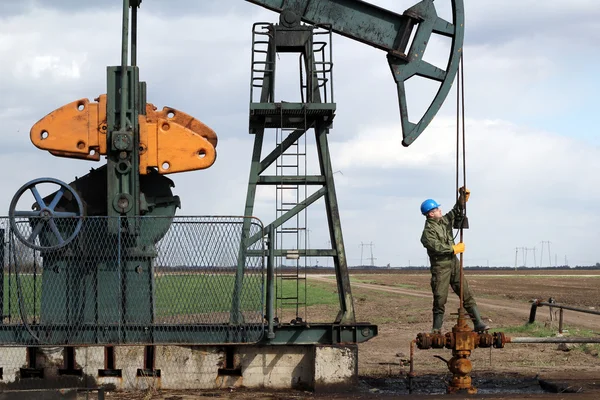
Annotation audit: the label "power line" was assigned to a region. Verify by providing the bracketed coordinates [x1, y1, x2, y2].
[360, 242, 376, 266]
[540, 241, 552, 267]
[515, 246, 537, 268]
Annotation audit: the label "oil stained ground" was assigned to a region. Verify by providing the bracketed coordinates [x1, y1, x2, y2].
[359, 373, 546, 396]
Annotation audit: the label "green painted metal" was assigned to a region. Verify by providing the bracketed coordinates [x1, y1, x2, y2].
[4, 0, 464, 348]
[261, 323, 378, 345]
[4, 216, 265, 345]
[266, 225, 276, 339]
[0, 323, 376, 346]
[247, 0, 465, 146]
[240, 19, 357, 326]
[390, 1, 465, 146]
[105, 0, 153, 338]
[245, 0, 415, 54]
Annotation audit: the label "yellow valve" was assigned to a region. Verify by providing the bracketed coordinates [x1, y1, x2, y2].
[29, 95, 217, 174]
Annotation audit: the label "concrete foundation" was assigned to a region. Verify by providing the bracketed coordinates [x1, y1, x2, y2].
[0, 344, 358, 391]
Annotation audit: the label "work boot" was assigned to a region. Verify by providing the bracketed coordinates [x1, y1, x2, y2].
[467, 306, 490, 332]
[431, 313, 444, 334]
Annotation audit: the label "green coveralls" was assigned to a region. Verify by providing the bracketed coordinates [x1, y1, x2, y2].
[420, 201, 478, 330]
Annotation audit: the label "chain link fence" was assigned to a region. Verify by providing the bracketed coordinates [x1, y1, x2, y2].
[0, 216, 265, 346]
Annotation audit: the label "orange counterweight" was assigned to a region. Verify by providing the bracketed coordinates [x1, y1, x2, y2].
[30, 95, 217, 175]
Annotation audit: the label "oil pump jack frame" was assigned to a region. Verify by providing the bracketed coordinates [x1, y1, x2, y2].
[3, 0, 464, 348]
[238, 0, 464, 341]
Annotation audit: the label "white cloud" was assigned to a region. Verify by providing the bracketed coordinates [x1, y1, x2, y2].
[327, 117, 600, 266]
[0, 0, 597, 269]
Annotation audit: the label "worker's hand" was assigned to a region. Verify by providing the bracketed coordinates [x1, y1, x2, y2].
[452, 242, 465, 254]
[458, 186, 471, 203]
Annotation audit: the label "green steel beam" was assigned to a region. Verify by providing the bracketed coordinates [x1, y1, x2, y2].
[246, 187, 327, 247]
[314, 124, 354, 324]
[245, 0, 414, 56]
[246, 0, 465, 146]
[259, 128, 306, 173]
[262, 323, 377, 345]
[258, 176, 326, 185]
[390, 0, 465, 146]
[247, 249, 337, 257]
[233, 127, 266, 325]
[242, 19, 357, 327]
[0, 323, 377, 346]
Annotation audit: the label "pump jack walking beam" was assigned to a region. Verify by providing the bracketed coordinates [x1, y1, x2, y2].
[246, 0, 465, 146]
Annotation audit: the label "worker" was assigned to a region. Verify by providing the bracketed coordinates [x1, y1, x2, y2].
[420, 187, 489, 333]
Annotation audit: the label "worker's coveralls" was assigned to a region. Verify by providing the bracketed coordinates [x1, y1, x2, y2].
[420, 201, 478, 329]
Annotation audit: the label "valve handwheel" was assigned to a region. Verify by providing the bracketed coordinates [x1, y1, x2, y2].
[9, 177, 83, 251]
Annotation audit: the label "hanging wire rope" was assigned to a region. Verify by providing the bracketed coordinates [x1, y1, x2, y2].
[455, 53, 468, 311]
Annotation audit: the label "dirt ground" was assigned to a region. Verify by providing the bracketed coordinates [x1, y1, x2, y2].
[84, 269, 600, 399]
[329, 269, 600, 399]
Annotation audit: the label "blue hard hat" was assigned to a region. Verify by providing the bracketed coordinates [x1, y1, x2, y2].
[420, 199, 441, 215]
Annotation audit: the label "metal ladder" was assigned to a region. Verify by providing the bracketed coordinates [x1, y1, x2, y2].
[275, 127, 308, 323]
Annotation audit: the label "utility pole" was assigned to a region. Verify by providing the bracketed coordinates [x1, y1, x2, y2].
[540, 241, 552, 268]
[368, 242, 375, 266]
[521, 247, 528, 267]
[360, 242, 364, 266]
[525, 247, 537, 268]
[360, 242, 376, 267]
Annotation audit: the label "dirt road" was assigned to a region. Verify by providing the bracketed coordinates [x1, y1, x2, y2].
[308, 274, 600, 331]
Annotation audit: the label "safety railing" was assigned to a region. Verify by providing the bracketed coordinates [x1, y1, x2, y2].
[0, 216, 265, 346]
[528, 298, 600, 334]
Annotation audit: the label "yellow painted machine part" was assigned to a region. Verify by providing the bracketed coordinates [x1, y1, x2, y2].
[30, 95, 217, 174]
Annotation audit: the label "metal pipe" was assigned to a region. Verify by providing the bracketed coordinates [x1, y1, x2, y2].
[408, 339, 416, 394]
[528, 302, 538, 323]
[131, 2, 137, 66]
[0, 228, 4, 323]
[508, 337, 600, 344]
[559, 308, 564, 334]
[535, 301, 600, 317]
[119, 0, 130, 131]
[266, 224, 275, 339]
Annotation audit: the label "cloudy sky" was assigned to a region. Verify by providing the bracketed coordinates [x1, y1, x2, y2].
[0, 0, 598, 268]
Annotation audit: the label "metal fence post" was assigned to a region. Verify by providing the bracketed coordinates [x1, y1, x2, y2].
[266, 224, 275, 339]
[559, 308, 564, 334]
[0, 228, 4, 323]
[528, 302, 538, 324]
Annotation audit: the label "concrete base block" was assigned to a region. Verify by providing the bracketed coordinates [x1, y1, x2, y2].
[314, 345, 358, 391]
[240, 346, 313, 389]
[0, 348, 26, 384]
[0, 344, 359, 392]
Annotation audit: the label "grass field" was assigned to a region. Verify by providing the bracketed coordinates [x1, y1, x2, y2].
[0, 272, 340, 320]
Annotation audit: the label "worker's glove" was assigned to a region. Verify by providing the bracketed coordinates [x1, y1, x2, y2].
[452, 242, 465, 254]
[458, 186, 471, 203]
